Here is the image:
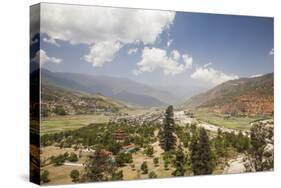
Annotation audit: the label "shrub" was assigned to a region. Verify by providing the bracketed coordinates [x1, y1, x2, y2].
[115, 153, 132, 167]
[68, 152, 78, 162]
[112, 170, 123, 180]
[153, 157, 159, 166]
[51, 154, 66, 166]
[144, 145, 154, 157]
[141, 161, 148, 174]
[148, 171, 157, 178]
[41, 170, 50, 183]
[70, 170, 80, 183]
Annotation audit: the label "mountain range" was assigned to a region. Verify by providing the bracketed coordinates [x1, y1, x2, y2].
[41, 69, 178, 107]
[184, 73, 273, 116]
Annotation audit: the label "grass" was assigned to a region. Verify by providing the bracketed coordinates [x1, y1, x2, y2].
[193, 110, 271, 130]
[42, 164, 83, 185]
[40, 108, 159, 134]
[40, 114, 110, 134]
[120, 148, 175, 180]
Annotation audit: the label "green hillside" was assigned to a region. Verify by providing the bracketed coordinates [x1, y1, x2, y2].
[41, 84, 126, 117]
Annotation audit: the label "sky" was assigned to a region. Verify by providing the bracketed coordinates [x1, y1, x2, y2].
[30, 3, 274, 95]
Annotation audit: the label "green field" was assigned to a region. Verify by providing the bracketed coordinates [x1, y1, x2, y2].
[40, 114, 110, 134]
[40, 108, 158, 134]
[193, 110, 271, 130]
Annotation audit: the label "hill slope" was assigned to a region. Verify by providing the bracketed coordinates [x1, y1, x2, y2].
[184, 73, 273, 116]
[41, 69, 177, 107]
[41, 84, 126, 117]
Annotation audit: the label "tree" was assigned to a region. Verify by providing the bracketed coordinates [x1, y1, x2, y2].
[190, 128, 214, 175]
[190, 123, 197, 137]
[70, 170, 80, 183]
[182, 132, 191, 148]
[172, 144, 185, 176]
[148, 171, 157, 178]
[236, 130, 250, 152]
[160, 105, 176, 152]
[115, 153, 133, 167]
[164, 160, 170, 170]
[51, 154, 66, 166]
[54, 107, 67, 116]
[41, 170, 50, 183]
[214, 128, 226, 157]
[153, 157, 159, 167]
[141, 161, 148, 174]
[190, 130, 199, 174]
[144, 145, 154, 157]
[250, 122, 273, 171]
[112, 170, 123, 181]
[107, 140, 122, 155]
[68, 152, 78, 162]
[80, 150, 116, 182]
[64, 152, 69, 158]
[162, 151, 173, 170]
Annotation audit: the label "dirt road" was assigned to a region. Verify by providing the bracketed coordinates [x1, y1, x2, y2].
[223, 154, 246, 174]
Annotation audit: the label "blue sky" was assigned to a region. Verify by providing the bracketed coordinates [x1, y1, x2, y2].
[31, 3, 273, 93]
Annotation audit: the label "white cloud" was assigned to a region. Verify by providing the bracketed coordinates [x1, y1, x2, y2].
[171, 50, 180, 61]
[191, 66, 238, 85]
[167, 39, 173, 47]
[41, 4, 175, 44]
[41, 4, 175, 66]
[182, 54, 193, 69]
[203, 62, 212, 68]
[32, 49, 62, 65]
[84, 41, 122, 67]
[269, 48, 274, 55]
[134, 47, 192, 76]
[250, 74, 263, 78]
[128, 48, 138, 55]
[43, 37, 60, 47]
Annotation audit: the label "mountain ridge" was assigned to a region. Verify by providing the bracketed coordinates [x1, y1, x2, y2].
[41, 84, 126, 117]
[184, 73, 273, 116]
[41, 69, 178, 107]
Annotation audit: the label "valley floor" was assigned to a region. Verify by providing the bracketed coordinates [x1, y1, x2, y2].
[39, 109, 273, 184]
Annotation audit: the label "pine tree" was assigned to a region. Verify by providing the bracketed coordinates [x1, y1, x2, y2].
[160, 105, 176, 152]
[214, 128, 226, 157]
[172, 144, 185, 176]
[80, 149, 116, 182]
[198, 128, 213, 174]
[190, 131, 200, 175]
[190, 128, 214, 175]
[236, 130, 250, 152]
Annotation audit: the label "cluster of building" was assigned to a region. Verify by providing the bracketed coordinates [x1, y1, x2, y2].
[174, 110, 195, 125]
[110, 112, 163, 126]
